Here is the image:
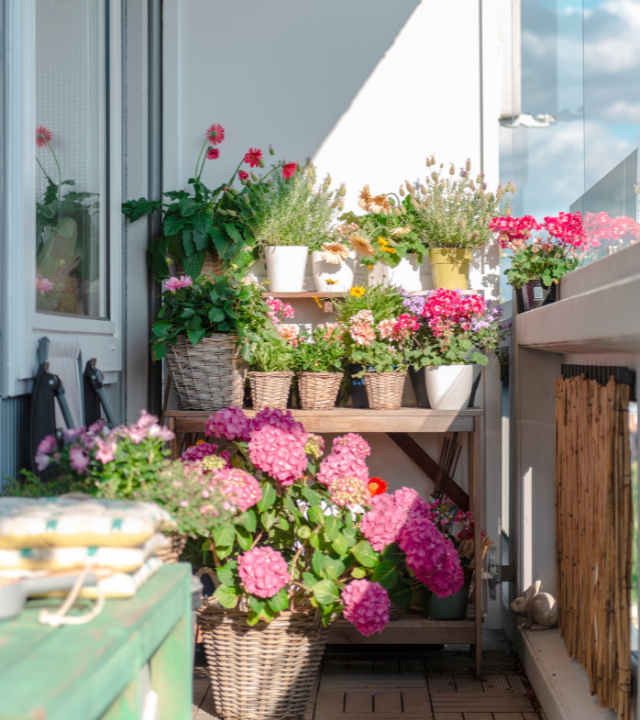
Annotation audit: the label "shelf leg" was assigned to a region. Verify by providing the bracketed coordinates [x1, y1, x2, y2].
[471, 416, 483, 679]
[167, 416, 178, 460]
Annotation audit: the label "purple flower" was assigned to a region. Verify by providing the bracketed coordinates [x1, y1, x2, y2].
[399, 289, 426, 315]
[95, 438, 115, 464]
[37, 434, 57, 455]
[63, 428, 84, 443]
[69, 446, 90, 473]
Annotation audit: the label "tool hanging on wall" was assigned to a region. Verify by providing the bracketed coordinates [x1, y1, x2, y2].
[433, 433, 462, 505]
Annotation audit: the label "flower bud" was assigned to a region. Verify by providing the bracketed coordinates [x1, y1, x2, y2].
[228, 187, 239, 196]
[466, 158, 471, 172]
[399, 186, 405, 196]
[331, 199, 340, 209]
[246, 179, 253, 188]
[421, 184, 427, 194]
[338, 183, 346, 197]
[251, 173, 259, 182]
[259, 159, 265, 169]
[269, 144, 275, 156]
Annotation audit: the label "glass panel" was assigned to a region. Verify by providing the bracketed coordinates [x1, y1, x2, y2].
[35, 0, 108, 318]
[631, 400, 638, 653]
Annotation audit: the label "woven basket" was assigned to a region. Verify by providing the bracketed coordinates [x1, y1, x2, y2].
[249, 371, 293, 411]
[165, 334, 247, 411]
[198, 607, 330, 720]
[297, 372, 342, 411]
[175, 248, 223, 277]
[363, 371, 407, 410]
[156, 532, 188, 564]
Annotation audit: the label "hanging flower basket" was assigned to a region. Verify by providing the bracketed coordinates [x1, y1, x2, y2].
[297, 372, 342, 411]
[249, 371, 293, 411]
[363, 371, 406, 410]
[198, 606, 330, 720]
[165, 334, 247, 411]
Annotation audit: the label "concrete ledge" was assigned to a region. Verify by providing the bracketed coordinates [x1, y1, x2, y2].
[517, 626, 616, 720]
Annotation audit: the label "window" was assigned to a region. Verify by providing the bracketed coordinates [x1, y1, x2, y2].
[34, 0, 108, 318]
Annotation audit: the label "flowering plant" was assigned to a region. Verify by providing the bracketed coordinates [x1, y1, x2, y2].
[491, 211, 586, 288]
[402, 289, 508, 368]
[151, 274, 274, 361]
[194, 406, 463, 631]
[403, 157, 513, 249]
[582, 211, 640, 250]
[293, 324, 346, 373]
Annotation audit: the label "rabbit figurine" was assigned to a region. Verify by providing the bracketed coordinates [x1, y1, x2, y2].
[510, 581, 558, 630]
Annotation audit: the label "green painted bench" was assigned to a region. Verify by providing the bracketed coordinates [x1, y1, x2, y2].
[0, 564, 192, 720]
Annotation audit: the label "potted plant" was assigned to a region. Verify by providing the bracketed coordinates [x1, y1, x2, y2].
[237, 161, 345, 292]
[404, 157, 513, 290]
[340, 188, 427, 291]
[403, 289, 508, 410]
[151, 275, 270, 410]
[293, 323, 346, 410]
[491, 211, 586, 311]
[310, 234, 355, 292]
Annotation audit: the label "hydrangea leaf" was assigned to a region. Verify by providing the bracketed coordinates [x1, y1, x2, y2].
[257, 482, 277, 512]
[214, 584, 238, 609]
[351, 540, 379, 568]
[371, 560, 399, 590]
[312, 578, 340, 606]
[216, 560, 238, 587]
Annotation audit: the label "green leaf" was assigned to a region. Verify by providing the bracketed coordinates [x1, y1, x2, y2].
[163, 190, 190, 201]
[268, 588, 289, 613]
[312, 578, 340, 606]
[209, 309, 226, 323]
[296, 525, 311, 540]
[301, 486, 322, 507]
[388, 580, 413, 607]
[331, 534, 350, 556]
[240, 509, 257, 533]
[216, 560, 238, 587]
[183, 248, 206, 278]
[309, 505, 326, 526]
[324, 556, 347, 579]
[324, 516, 340, 541]
[213, 584, 238, 609]
[382, 543, 405, 565]
[178, 198, 199, 217]
[162, 213, 189, 236]
[277, 516, 290, 531]
[302, 571, 319, 588]
[213, 523, 236, 548]
[236, 526, 253, 551]
[249, 595, 266, 615]
[223, 222, 244, 245]
[258, 482, 277, 512]
[351, 540, 379, 568]
[261, 510, 277, 531]
[371, 560, 399, 590]
[351, 567, 367, 579]
[187, 328, 206, 346]
[122, 198, 163, 222]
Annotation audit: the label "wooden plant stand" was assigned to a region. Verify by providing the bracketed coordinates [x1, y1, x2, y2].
[165, 407, 485, 677]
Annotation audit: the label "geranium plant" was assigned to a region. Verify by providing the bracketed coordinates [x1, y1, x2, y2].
[492, 211, 586, 288]
[582, 211, 640, 251]
[293, 324, 346, 373]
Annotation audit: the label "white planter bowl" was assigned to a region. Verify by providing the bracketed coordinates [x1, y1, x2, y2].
[425, 364, 474, 410]
[366, 255, 423, 291]
[264, 246, 309, 292]
[311, 251, 355, 293]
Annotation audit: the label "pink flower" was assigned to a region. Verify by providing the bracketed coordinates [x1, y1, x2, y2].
[244, 148, 263, 167]
[332, 434, 370, 458]
[250, 408, 307, 444]
[164, 275, 193, 292]
[341, 579, 390, 636]
[282, 303, 295, 319]
[248, 425, 308, 485]
[182, 441, 218, 462]
[206, 406, 251, 441]
[37, 435, 57, 455]
[238, 546, 290, 598]
[360, 487, 430, 551]
[239, 171, 249, 181]
[36, 125, 52, 148]
[351, 309, 374, 325]
[35, 453, 50, 471]
[349, 323, 376, 346]
[282, 162, 297, 179]
[95, 438, 116, 464]
[206, 147, 220, 160]
[304, 433, 325, 459]
[317, 448, 369, 488]
[377, 318, 396, 339]
[36, 278, 54, 294]
[69, 446, 90, 473]
[213, 467, 262, 512]
[330, 476, 372, 508]
[147, 424, 175, 441]
[277, 324, 299, 346]
[206, 123, 225, 145]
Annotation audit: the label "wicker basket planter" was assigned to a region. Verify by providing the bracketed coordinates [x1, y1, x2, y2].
[297, 372, 342, 410]
[165, 334, 247, 411]
[249, 371, 293, 411]
[198, 607, 330, 720]
[175, 248, 222, 277]
[156, 532, 188, 564]
[363, 371, 407, 410]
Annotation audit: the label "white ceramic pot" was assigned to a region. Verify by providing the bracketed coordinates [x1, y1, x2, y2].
[264, 246, 309, 292]
[311, 251, 356, 292]
[425, 364, 474, 410]
[366, 255, 423, 291]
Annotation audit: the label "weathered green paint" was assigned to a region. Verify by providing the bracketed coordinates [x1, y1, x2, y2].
[151, 614, 192, 720]
[0, 564, 191, 720]
[101, 677, 141, 720]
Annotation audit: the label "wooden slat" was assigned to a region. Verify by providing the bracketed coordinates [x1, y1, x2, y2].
[482, 674, 512, 693]
[320, 675, 427, 691]
[345, 692, 374, 713]
[431, 694, 532, 711]
[387, 433, 469, 512]
[463, 714, 493, 720]
[315, 692, 345, 714]
[375, 659, 400, 674]
[373, 692, 402, 714]
[433, 714, 462, 720]
[493, 714, 527, 719]
[327, 616, 476, 645]
[506, 674, 525, 693]
[399, 657, 424, 674]
[428, 674, 455, 694]
[455, 675, 484, 693]
[349, 660, 374, 674]
[400, 691, 432, 714]
[322, 658, 350, 676]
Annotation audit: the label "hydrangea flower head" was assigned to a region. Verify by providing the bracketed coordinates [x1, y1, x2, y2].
[332, 433, 370, 458]
[250, 408, 307, 445]
[214, 467, 262, 512]
[201, 454, 228, 472]
[317, 448, 369, 488]
[248, 425, 307, 485]
[237, 546, 289, 598]
[304, 433, 325, 459]
[330, 476, 372, 508]
[341, 579, 390, 636]
[182, 441, 218, 463]
[206, 406, 251, 442]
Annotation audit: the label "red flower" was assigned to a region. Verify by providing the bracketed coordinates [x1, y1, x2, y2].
[368, 477, 388, 497]
[206, 147, 220, 160]
[36, 125, 52, 148]
[238, 171, 249, 181]
[244, 148, 263, 167]
[206, 123, 225, 146]
[282, 162, 297, 179]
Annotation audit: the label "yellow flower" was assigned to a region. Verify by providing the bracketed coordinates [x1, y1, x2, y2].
[320, 241, 350, 265]
[325, 278, 338, 286]
[379, 237, 389, 247]
[313, 296, 324, 309]
[366, 265, 373, 271]
[350, 285, 366, 298]
[380, 246, 396, 254]
[349, 234, 375, 257]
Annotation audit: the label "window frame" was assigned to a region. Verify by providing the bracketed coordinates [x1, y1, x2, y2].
[2, 0, 123, 397]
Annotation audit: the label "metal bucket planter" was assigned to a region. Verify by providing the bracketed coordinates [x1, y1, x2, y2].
[423, 571, 473, 621]
[518, 278, 558, 312]
[429, 248, 472, 290]
[348, 364, 369, 409]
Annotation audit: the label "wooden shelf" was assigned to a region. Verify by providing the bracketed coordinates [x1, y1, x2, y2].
[164, 407, 483, 434]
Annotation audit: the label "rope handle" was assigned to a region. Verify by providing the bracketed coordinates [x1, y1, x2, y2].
[39, 564, 104, 627]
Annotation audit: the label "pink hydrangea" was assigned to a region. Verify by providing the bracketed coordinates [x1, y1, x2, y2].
[237, 546, 290, 598]
[341, 579, 390, 636]
[182, 441, 218, 462]
[394, 487, 431, 520]
[360, 487, 431, 552]
[317, 448, 369, 488]
[214, 467, 262, 512]
[248, 425, 307, 485]
[330, 476, 372, 508]
[332, 433, 370, 458]
[250, 408, 308, 445]
[206, 406, 251, 442]
[304, 433, 325, 459]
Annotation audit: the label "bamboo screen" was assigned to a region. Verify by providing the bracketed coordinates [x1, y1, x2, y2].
[555, 375, 632, 720]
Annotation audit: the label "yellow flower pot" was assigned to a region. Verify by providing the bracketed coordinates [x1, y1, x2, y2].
[429, 248, 473, 290]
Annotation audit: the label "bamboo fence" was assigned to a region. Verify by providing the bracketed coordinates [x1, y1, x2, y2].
[555, 375, 632, 720]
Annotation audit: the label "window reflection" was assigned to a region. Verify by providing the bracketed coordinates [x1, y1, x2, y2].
[35, 0, 108, 318]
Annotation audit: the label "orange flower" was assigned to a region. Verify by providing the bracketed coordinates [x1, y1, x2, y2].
[368, 477, 388, 496]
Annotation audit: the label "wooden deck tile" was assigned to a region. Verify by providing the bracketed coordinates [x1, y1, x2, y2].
[400, 657, 425, 674]
[433, 713, 463, 720]
[494, 713, 533, 719]
[431, 693, 533, 712]
[320, 674, 428, 691]
[316, 692, 345, 715]
[428, 674, 456, 694]
[373, 692, 402, 714]
[375, 658, 401, 674]
[401, 691, 431, 714]
[323, 658, 350, 676]
[454, 676, 485, 693]
[345, 692, 374, 713]
[463, 714, 493, 720]
[482, 674, 513, 693]
[507, 674, 526, 692]
[349, 660, 375, 674]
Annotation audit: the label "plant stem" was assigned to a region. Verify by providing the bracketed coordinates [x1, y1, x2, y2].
[36, 156, 54, 184]
[194, 138, 209, 180]
[46, 142, 62, 200]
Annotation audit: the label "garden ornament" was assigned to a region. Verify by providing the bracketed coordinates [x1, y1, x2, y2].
[510, 580, 558, 630]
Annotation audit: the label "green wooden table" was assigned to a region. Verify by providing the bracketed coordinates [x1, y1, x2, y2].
[0, 564, 192, 720]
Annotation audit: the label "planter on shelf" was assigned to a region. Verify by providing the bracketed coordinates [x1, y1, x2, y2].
[408, 366, 431, 409]
[423, 569, 473, 621]
[311, 251, 355, 293]
[363, 371, 407, 410]
[156, 532, 188, 564]
[425, 364, 474, 410]
[366, 255, 423, 291]
[249, 371, 293, 411]
[348, 363, 369, 409]
[198, 606, 330, 720]
[429, 248, 472, 290]
[298, 372, 343, 410]
[165, 334, 247, 411]
[264, 246, 309, 292]
[517, 278, 558, 313]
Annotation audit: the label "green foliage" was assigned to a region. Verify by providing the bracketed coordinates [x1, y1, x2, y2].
[504, 244, 579, 289]
[294, 325, 346, 373]
[3, 469, 95, 498]
[351, 342, 407, 375]
[250, 337, 295, 372]
[405, 335, 488, 369]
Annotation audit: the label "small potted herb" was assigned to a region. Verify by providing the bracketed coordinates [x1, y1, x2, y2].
[293, 324, 346, 410]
